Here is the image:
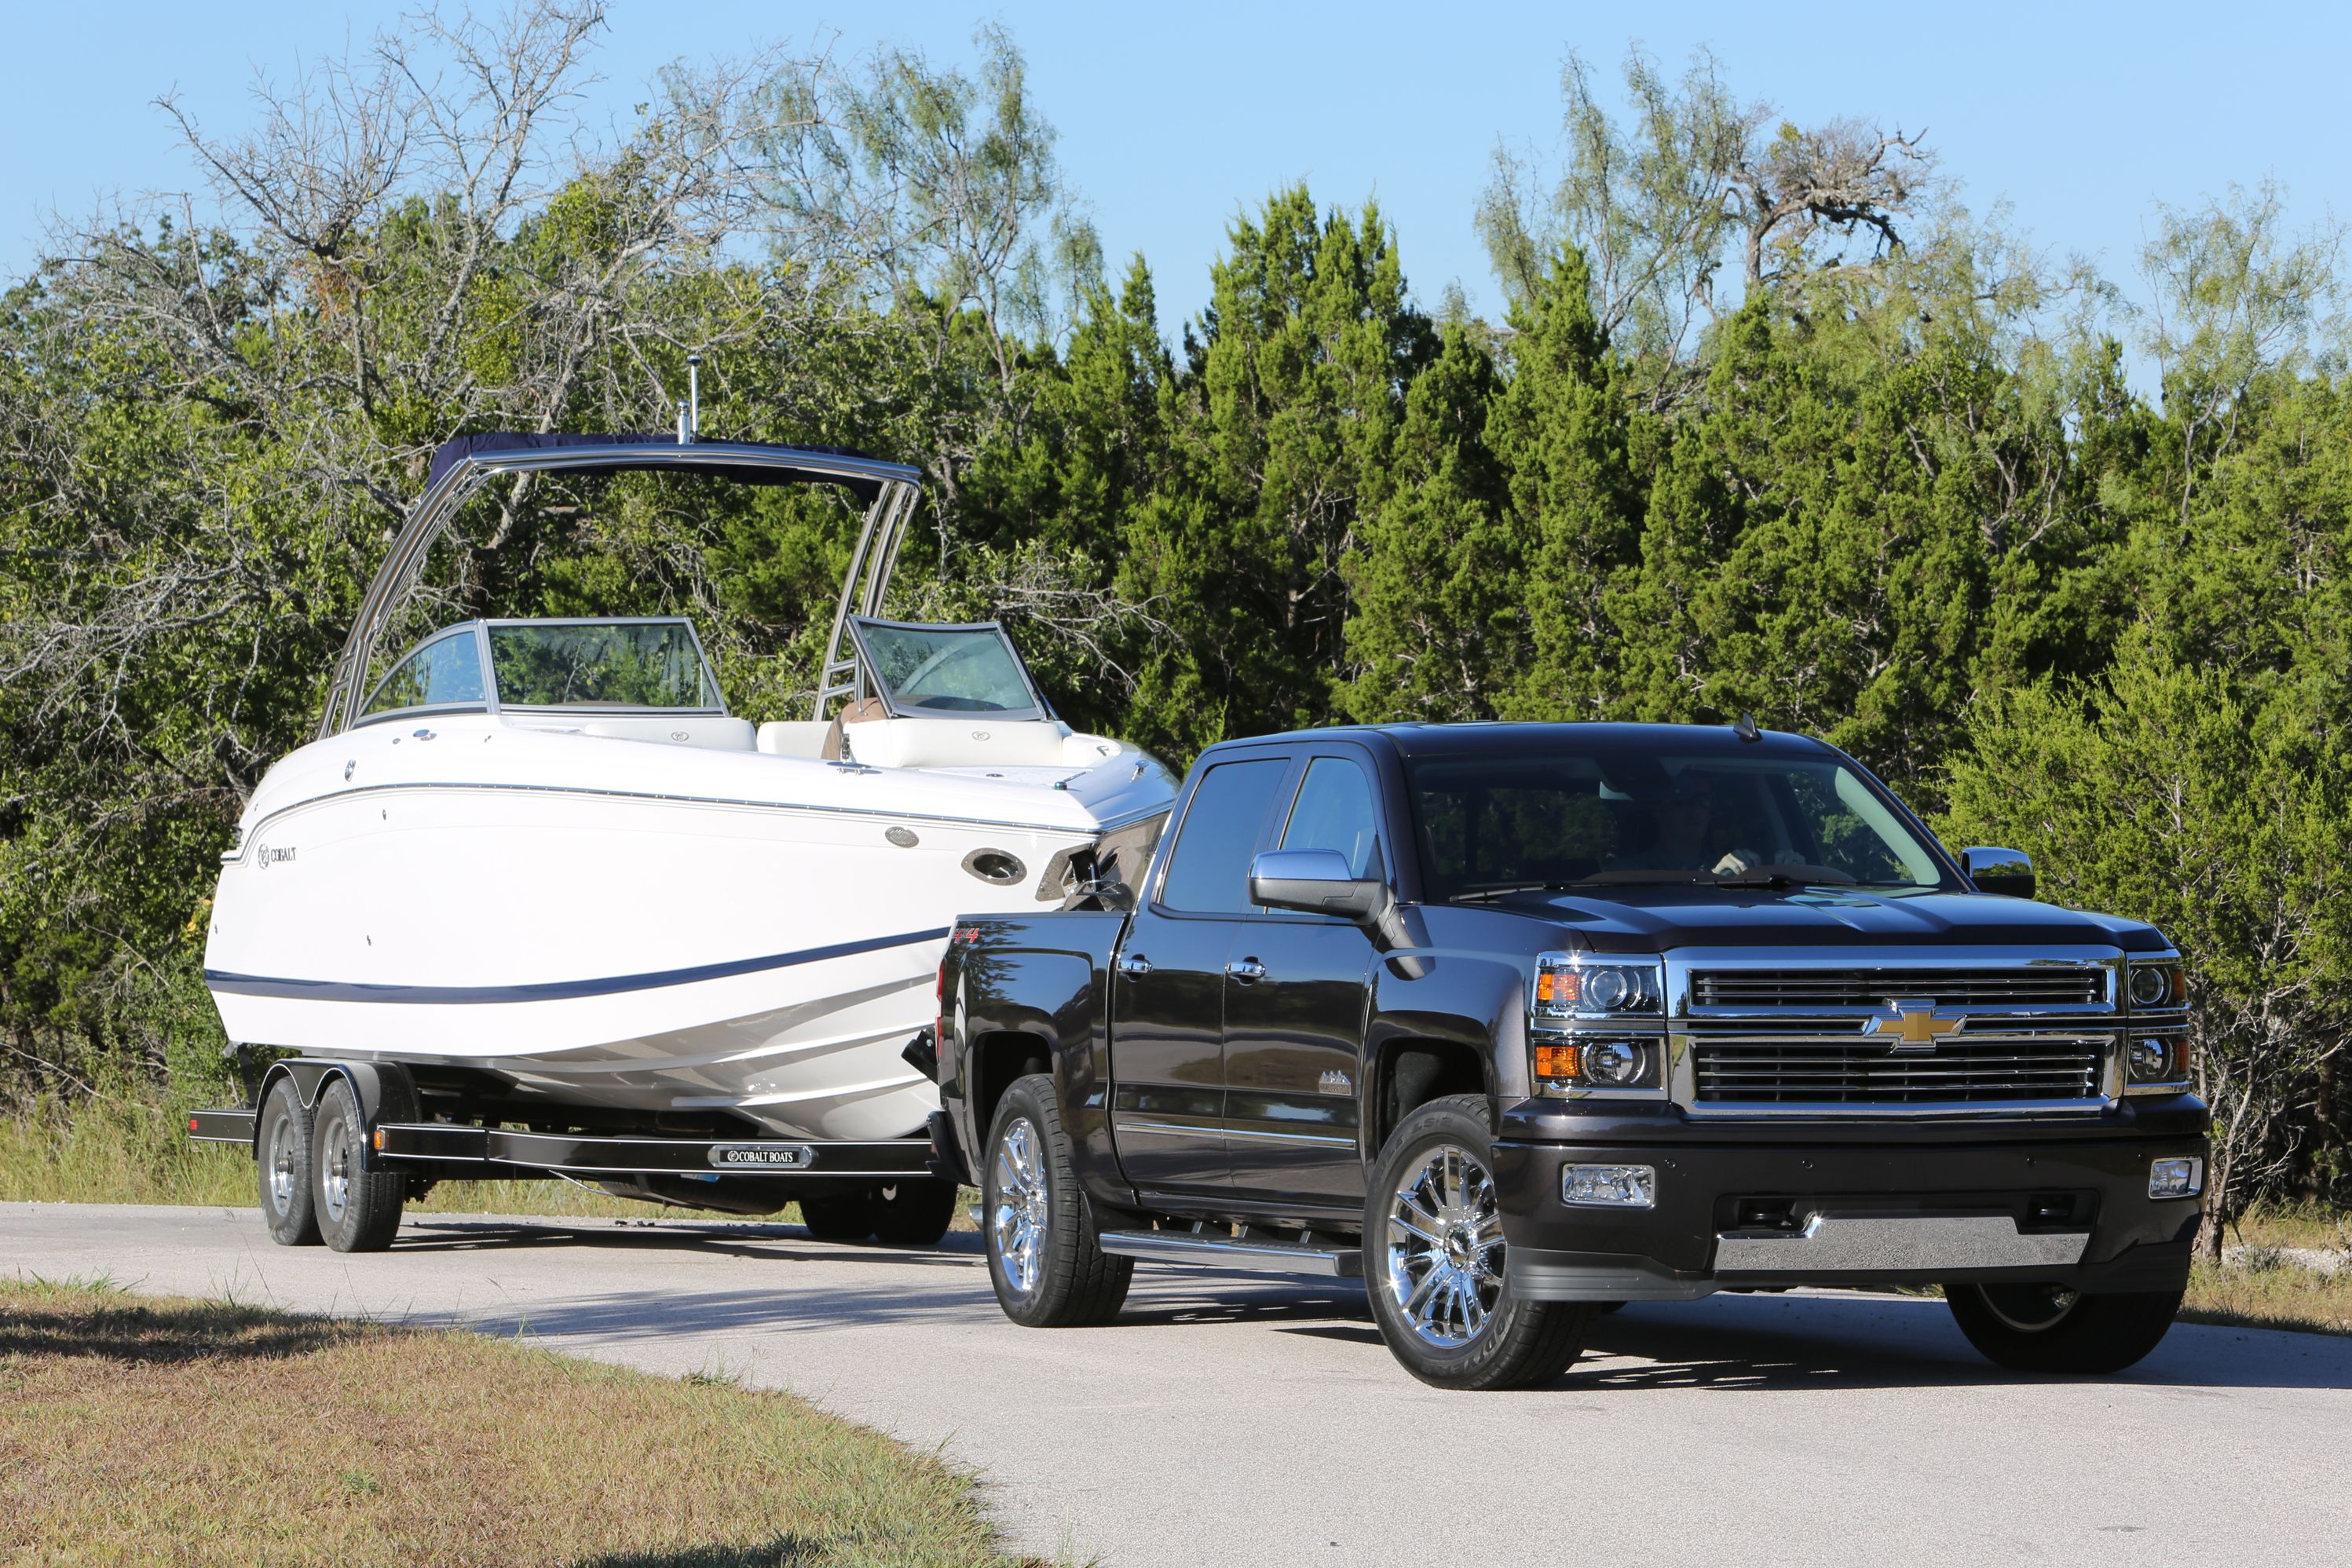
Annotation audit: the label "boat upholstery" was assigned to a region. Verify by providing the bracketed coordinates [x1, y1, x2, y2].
[836, 717, 1074, 769]
[755, 721, 831, 758]
[577, 716, 756, 750]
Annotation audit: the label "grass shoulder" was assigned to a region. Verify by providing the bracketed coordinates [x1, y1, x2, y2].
[0, 1276, 1035, 1567]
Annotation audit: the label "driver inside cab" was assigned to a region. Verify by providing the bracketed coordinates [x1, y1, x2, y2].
[1611, 770, 1765, 877]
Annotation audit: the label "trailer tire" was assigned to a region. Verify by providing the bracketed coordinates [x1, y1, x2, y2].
[257, 1079, 321, 1247]
[312, 1077, 404, 1253]
[870, 1177, 957, 1247]
[796, 1191, 874, 1242]
[982, 1073, 1131, 1327]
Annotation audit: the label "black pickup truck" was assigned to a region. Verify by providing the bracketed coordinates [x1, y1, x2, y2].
[930, 722, 2209, 1389]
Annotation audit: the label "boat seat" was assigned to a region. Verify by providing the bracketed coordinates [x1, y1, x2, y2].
[818, 698, 891, 761]
[755, 721, 830, 758]
[578, 716, 755, 750]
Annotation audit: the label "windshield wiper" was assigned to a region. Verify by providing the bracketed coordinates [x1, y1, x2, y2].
[1451, 883, 1577, 903]
[1710, 864, 1860, 889]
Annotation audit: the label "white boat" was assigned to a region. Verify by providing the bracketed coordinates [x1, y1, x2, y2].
[203, 433, 1175, 1142]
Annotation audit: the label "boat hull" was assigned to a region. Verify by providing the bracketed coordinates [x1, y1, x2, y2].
[204, 718, 1162, 1140]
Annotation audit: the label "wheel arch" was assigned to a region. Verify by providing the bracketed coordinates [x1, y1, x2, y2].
[255, 1058, 420, 1160]
[967, 1027, 1058, 1154]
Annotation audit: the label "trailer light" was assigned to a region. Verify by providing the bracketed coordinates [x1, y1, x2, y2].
[371, 1128, 386, 1152]
[2149, 1157, 2203, 1199]
[1564, 1164, 1655, 1208]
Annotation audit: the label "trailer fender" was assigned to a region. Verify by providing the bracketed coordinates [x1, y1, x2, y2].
[256, 1059, 421, 1167]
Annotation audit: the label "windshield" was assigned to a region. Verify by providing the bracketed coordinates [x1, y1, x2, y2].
[850, 620, 1043, 716]
[1404, 745, 1948, 901]
[487, 621, 719, 710]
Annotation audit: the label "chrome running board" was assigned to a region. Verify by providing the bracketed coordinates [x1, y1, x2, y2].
[1714, 1212, 2090, 1274]
[1097, 1226, 1364, 1278]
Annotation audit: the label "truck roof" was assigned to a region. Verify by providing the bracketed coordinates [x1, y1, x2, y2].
[1202, 720, 1837, 762]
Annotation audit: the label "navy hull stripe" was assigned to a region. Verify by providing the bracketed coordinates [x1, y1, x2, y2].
[204, 926, 951, 1005]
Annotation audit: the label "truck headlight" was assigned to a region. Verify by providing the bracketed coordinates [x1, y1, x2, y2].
[2125, 1034, 2189, 1092]
[1532, 1039, 1662, 1095]
[1533, 953, 1664, 1020]
[2127, 960, 2186, 1010]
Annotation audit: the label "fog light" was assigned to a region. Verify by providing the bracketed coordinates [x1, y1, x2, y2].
[2149, 1157, 2203, 1200]
[1564, 1164, 1656, 1208]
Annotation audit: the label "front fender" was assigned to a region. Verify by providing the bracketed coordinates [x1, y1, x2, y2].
[1363, 947, 1531, 1147]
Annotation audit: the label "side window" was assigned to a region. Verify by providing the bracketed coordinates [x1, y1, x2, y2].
[364, 630, 486, 717]
[1157, 758, 1289, 913]
[1279, 757, 1383, 878]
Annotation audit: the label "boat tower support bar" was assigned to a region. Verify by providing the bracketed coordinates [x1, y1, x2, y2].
[318, 442, 924, 740]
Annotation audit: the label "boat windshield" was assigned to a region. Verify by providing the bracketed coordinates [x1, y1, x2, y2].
[487, 620, 721, 711]
[849, 619, 1046, 718]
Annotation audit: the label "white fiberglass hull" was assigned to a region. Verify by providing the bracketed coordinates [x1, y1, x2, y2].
[204, 714, 1170, 1140]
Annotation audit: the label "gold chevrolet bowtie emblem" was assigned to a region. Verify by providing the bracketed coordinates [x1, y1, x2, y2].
[1867, 998, 1965, 1052]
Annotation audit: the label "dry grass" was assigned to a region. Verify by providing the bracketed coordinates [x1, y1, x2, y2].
[2182, 1256, 2352, 1337]
[0, 1277, 1033, 1567]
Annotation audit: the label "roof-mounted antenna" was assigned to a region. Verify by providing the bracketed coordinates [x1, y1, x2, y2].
[1733, 711, 1761, 743]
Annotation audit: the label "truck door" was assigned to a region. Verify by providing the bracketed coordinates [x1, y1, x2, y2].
[1108, 755, 1291, 1196]
[1221, 751, 1384, 1204]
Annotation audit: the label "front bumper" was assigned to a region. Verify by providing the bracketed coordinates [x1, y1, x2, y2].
[1492, 1095, 2208, 1302]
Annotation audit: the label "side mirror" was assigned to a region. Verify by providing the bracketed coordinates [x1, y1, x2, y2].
[1961, 846, 2036, 900]
[1249, 848, 1387, 922]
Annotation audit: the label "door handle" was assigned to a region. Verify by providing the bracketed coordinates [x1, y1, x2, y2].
[1116, 952, 1152, 978]
[1225, 956, 1267, 984]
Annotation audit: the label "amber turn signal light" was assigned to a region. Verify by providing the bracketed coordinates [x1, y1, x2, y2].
[1534, 1043, 1582, 1080]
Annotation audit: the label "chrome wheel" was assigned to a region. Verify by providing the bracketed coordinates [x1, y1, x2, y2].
[318, 1107, 353, 1226]
[1977, 1282, 2079, 1333]
[991, 1116, 1049, 1296]
[1384, 1142, 1505, 1349]
[266, 1111, 301, 1213]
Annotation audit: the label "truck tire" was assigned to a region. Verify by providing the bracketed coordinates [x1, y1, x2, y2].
[256, 1078, 321, 1247]
[311, 1076, 405, 1253]
[871, 1177, 958, 1246]
[982, 1073, 1132, 1327]
[796, 1191, 875, 1242]
[1365, 1094, 1597, 1391]
[1944, 1281, 2185, 1374]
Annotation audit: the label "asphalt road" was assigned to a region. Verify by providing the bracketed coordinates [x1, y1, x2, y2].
[6, 1201, 2349, 1566]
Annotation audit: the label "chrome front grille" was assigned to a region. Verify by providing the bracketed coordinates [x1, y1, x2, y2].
[1692, 1038, 2104, 1105]
[1690, 967, 2107, 1010]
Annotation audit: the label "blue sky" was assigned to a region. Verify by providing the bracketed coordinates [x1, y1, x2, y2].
[6, 1, 2346, 338]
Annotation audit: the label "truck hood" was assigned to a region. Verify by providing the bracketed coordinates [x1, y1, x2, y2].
[1492, 883, 2169, 954]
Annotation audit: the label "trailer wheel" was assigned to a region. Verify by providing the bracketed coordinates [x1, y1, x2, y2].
[256, 1079, 321, 1247]
[796, 1190, 875, 1242]
[311, 1077, 405, 1253]
[870, 1177, 957, 1247]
